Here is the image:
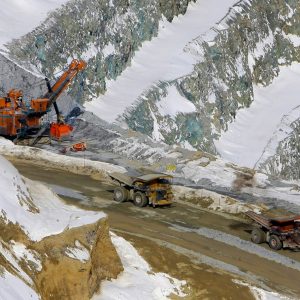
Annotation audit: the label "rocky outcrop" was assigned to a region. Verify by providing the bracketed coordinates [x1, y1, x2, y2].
[33, 219, 122, 300]
[0, 217, 122, 300]
[125, 0, 300, 152]
[6, 0, 195, 103]
[259, 118, 300, 180]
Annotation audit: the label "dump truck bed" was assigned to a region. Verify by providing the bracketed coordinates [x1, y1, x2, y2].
[109, 172, 173, 187]
[245, 211, 271, 229]
[109, 172, 134, 186]
[245, 211, 300, 232]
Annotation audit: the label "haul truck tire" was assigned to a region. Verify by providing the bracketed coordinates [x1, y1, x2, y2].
[133, 191, 148, 207]
[251, 228, 266, 244]
[269, 235, 283, 250]
[114, 187, 129, 203]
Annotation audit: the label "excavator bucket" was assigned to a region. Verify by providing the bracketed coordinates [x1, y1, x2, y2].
[50, 122, 73, 139]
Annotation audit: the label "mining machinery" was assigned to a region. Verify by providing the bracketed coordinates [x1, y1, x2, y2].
[0, 59, 86, 142]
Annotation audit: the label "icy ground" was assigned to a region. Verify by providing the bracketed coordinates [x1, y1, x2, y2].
[215, 63, 300, 169]
[85, 0, 239, 123]
[0, 0, 69, 49]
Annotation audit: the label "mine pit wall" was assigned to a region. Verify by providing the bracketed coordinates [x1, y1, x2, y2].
[125, 0, 300, 157]
[0, 217, 123, 300]
[6, 0, 196, 104]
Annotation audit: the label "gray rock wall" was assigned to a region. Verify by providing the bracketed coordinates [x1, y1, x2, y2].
[125, 0, 300, 153]
[6, 0, 195, 104]
[259, 119, 300, 180]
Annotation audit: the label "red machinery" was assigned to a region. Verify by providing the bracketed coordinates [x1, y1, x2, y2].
[0, 59, 86, 140]
[245, 210, 300, 250]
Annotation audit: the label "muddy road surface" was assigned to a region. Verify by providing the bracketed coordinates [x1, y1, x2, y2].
[12, 160, 300, 299]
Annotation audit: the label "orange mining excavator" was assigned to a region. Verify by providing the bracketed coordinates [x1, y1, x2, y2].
[0, 59, 86, 141]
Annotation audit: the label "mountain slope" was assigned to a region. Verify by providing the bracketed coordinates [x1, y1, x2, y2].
[3, 0, 300, 179]
[6, 0, 195, 103]
[215, 63, 300, 169]
[0, 0, 69, 49]
[85, 0, 238, 124]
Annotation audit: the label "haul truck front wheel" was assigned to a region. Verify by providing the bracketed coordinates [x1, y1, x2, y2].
[133, 191, 148, 207]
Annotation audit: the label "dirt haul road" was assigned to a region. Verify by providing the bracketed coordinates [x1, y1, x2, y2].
[12, 160, 300, 299]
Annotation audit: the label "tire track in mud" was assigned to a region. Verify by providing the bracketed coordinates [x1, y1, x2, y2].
[171, 224, 300, 272]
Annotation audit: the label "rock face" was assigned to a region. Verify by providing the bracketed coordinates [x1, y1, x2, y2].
[4, 0, 300, 181]
[0, 54, 74, 117]
[6, 0, 195, 103]
[259, 118, 300, 180]
[124, 0, 300, 153]
[0, 218, 123, 300]
[33, 219, 122, 300]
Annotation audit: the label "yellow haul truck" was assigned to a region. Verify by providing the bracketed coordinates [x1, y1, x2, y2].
[109, 172, 173, 207]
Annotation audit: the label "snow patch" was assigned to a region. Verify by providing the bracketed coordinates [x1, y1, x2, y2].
[157, 86, 196, 118]
[85, 0, 239, 123]
[94, 233, 186, 300]
[0, 243, 33, 285]
[234, 280, 292, 300]
[0, 0, 69, 49]
[65, 240, 90, 262]
[284, 33, 300, 47]
[0, 270, 39, 300]
[11, 242, 42, 272]
[82, 44, 99, 61]
[215, 63, 300, 168]
[0, 154, 106, 241]
[102, 42, 115, 57]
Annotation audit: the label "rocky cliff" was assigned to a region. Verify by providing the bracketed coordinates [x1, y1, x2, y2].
[4, 0, 300, 181]
[259, 117, 300, 180]
[124, 0, 300, 154]
[6, 0, 195, 103]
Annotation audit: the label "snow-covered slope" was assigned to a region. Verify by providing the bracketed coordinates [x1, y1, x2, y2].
[0, 0, 69, 48]
[215, 63, 300, 168]
[0, 270, 39, 300]
[0, 155, 106, 241]
[85, 0, 238, 123]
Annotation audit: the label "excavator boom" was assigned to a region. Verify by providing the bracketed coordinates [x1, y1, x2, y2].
[44, 59, 86, 108]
